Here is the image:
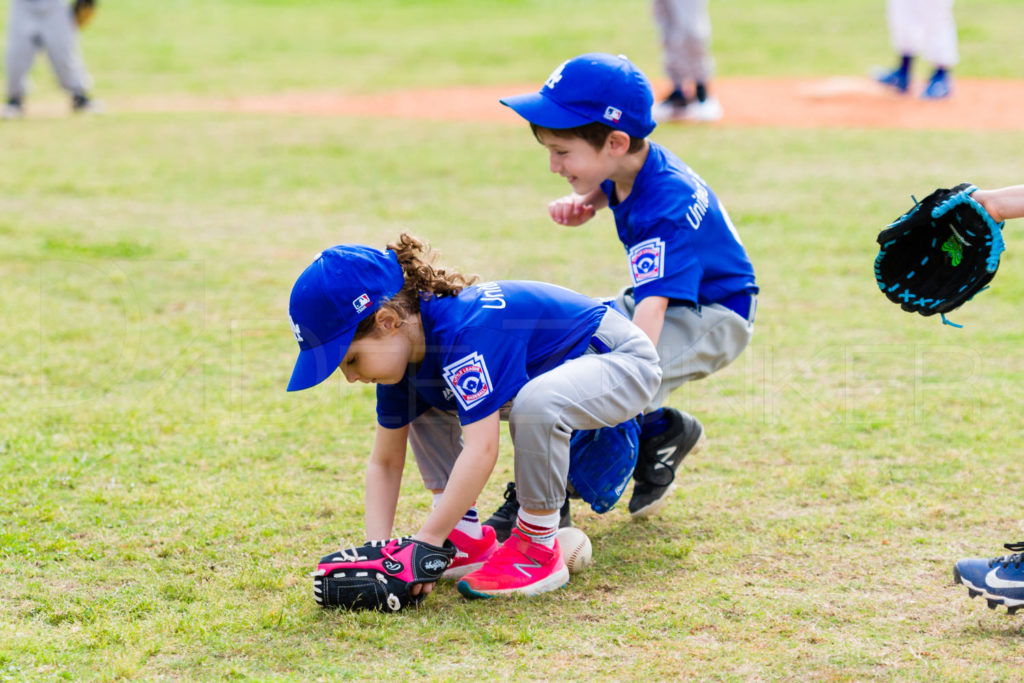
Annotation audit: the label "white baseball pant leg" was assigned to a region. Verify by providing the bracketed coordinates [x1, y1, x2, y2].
[886, 0, 959, 67]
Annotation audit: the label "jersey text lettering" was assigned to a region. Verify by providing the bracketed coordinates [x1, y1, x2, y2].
[478, 282, 507, 309]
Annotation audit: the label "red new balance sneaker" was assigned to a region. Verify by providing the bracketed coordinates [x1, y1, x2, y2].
[456, 528, 569, 598]
[442, 526, 499, 580]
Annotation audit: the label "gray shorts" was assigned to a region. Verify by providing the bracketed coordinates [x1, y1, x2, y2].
[614, 288, 755, 412]
[407, 308, 661, 510]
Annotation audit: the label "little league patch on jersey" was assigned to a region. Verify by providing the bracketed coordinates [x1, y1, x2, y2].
[442, 352, 493, 411]
[628, 237, 666, 285]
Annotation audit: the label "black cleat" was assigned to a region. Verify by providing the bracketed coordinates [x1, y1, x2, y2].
[628, 408, 705, 518]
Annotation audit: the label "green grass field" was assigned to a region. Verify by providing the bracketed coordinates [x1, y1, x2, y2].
[3, 0, 1024, 680]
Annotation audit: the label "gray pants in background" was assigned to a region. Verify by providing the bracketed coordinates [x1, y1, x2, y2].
[615, 288, 754, 413]
[5, 0, 92, 100]
[653, 0, 714, 85]
[408, 309, 661, 511]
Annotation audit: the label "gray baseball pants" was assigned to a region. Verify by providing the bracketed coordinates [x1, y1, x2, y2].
[652, 0, 715, 85]
[408, 308, 661, 511]
[5, 0, 92, 100]
[614, 288, 755, 412]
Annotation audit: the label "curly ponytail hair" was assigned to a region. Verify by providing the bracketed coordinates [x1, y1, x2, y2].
[353, 232, 477, 339]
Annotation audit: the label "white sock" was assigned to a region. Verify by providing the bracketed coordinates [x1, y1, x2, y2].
[433, 493, 483, 539]
[516, 509, 559, 548]
[455, 507, 483, 539]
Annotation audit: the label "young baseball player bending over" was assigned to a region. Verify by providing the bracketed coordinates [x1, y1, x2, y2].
[287, 234, 660, 599]
[487, 53, 758, 529]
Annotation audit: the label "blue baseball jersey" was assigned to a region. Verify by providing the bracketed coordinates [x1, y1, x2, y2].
[376, 281, 607, 427]
[600, 142, 758, 307]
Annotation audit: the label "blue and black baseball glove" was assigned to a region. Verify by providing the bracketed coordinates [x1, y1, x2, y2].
[567, 417, 641, 514]
[875, 183, 1006, 326]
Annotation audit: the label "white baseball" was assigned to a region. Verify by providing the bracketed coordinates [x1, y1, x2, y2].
[556, 527, 593, 574]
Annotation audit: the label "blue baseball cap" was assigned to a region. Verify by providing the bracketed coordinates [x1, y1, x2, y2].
[287, 245, 405, 392]
[500, 53, 656, 139]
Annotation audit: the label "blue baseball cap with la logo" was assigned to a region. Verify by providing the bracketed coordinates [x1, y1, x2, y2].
[287, 245, 405, 391]
[500, 53, 656, 139]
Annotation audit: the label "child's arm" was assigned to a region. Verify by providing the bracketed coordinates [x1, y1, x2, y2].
[549, 188, 609, 226]
[364, 423, 411, 541]
[414, 412, 501, 547]
[632, 295, 669, 346]
[408, 412, 500, 599]
[973, 185, 1024, 223]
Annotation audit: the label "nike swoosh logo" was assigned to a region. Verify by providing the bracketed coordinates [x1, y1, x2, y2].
[985, 567, 1024, 589]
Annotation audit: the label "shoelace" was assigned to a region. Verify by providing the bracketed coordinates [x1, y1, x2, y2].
[493, 482, 519, 519]
[381, 536, 415, 562]
[989, 541, 1024, 568]
[333, 546, 367, 562]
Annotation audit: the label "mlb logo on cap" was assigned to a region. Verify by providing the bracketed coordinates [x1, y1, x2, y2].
[604, 106, 622, 124]
[353, 293, 371, 313]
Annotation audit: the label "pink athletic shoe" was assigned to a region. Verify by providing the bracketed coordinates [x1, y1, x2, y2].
[456, 528, 569, 598]
[442, 526, 499, 580]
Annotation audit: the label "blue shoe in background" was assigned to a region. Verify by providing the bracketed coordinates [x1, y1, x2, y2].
[921, 70, 952, 99]
[876, 67, 910, 94]
[954, 542, 1024, 614]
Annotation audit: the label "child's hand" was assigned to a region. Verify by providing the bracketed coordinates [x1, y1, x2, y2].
[972, 185, 1024, 223]
[549, 195, 596, 226]
[972, 189, 1003, 223]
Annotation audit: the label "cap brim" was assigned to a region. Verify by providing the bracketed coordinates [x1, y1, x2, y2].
[286, 325, 357, 392]
[500, 91, 594, 130]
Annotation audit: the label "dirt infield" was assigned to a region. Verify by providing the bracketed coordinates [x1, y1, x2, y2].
[116, 76, 1024, 131]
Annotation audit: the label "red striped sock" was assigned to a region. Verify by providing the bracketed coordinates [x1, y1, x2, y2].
[515, 510, 558, 548]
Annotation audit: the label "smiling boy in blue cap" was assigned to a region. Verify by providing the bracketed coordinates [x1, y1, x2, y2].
[485, 53, 758, 530]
